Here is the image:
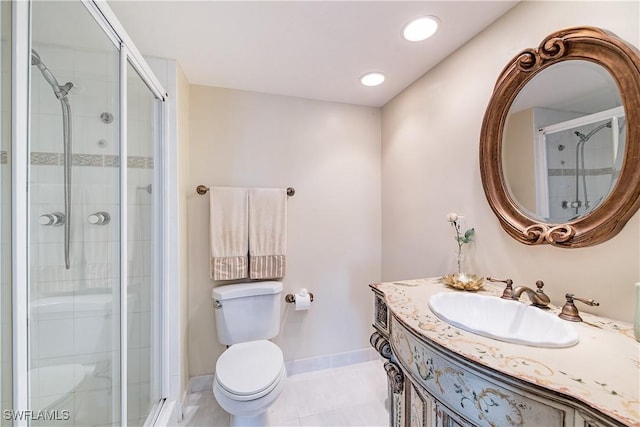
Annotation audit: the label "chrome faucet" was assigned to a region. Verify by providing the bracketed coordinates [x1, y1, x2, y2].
[512, 280, 551, 308]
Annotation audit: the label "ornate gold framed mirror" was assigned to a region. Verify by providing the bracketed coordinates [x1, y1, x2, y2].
[480, 27, 640, 248]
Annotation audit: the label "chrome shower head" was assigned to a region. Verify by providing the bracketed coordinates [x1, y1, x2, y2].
[575, 121, 613, 144]
[30, 48, 74, 100]
[31, 49, 41, 66]
[59, 82, 74, 98]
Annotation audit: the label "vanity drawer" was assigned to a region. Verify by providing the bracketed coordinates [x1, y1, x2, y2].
[390, 316, 572, 427]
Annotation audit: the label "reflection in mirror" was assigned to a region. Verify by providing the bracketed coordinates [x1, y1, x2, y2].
[503, 60, 626, 223]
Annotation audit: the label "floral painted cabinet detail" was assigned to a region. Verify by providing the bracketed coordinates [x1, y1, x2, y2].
[370, 283, 631, 427]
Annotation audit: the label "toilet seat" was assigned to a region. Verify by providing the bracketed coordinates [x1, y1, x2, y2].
[215, 340, 285, 401]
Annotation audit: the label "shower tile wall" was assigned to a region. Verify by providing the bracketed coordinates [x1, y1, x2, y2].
[126, 168, 155, 425]
[533, 108, 619, 221]
[547, 138, 615, 217]
[126, 62, 156, 424]
[29, 43, 154, 426]
[545, 125, 617, 221]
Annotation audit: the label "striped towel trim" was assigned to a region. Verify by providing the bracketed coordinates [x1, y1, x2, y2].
[211, 256, 248, 280]
[250, 255, 286, 279]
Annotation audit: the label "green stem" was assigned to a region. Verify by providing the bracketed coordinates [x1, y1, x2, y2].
[453, 221, 463, 274]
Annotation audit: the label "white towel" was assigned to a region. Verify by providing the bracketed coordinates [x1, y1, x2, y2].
[209, 187, 249, 280]
[248, 189, 287, 279]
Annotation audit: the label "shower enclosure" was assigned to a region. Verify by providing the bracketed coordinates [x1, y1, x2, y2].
[2, 2, 13, 426]
[536, 106, 626, 222]
[2, 1, 168, 425]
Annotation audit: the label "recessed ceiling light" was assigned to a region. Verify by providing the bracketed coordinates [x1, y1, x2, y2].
[360, 72, 385, 87]
[403, 16, 439, 42]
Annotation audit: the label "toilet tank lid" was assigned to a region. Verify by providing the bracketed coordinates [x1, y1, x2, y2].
[212, 281, 283, 301]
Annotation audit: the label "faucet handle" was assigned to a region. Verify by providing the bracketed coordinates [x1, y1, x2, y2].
[535, 280, 545, 292]
[558, 293, 600, 322]
[487, 277, 515, 300]
[574, 296, 599, 306]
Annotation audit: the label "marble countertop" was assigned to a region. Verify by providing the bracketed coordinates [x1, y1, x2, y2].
[373, 278, 640, 426]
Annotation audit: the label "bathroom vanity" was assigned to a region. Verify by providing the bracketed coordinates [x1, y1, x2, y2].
[370, 278, 639, 427]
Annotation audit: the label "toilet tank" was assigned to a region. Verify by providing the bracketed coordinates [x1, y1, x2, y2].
[212, 281, 283, 345]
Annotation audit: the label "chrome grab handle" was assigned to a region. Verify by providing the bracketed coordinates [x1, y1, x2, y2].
[39, 212, 65, 227]
[88, 211, 111, 225]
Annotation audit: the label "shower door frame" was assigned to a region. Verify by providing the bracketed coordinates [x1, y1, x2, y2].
[11, 1, 170, 425]
[534, 106, 625, 219]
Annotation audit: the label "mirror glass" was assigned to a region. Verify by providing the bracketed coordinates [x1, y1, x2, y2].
[481, 27, 640, 247]
[502, 60, 626, 223]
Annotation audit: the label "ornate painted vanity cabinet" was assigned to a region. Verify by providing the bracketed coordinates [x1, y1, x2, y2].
[370, 279, 639, 427]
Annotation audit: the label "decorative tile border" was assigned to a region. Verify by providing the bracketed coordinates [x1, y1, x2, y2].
[28, 151, 153, 169]
[548, 167, 615, 177]
[104, 155, 120, 167]
[31, 152, 61, 166]
[127, 156, 147, 168]
[73, 153, 103, 167]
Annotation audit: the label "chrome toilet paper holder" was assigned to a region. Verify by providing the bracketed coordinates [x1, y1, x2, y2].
[285, 292, 314, 304]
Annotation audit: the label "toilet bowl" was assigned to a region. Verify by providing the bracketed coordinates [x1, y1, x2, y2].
[211, 281, 286, 426]
[213, 340, 286, 426]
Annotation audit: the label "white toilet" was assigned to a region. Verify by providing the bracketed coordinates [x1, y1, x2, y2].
[211, 281, 287, 427]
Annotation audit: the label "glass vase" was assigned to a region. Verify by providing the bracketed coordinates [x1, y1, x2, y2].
[454, 249, 468, 278]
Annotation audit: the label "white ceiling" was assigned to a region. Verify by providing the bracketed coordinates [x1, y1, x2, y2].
[108, 1, 518, 107]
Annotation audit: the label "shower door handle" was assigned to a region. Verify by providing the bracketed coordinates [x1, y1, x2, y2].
[39, 212, 65, 226]
[88, 212, 111, 225]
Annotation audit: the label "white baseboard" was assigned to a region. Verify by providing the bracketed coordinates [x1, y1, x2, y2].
[183, 347, 381, 395]
[285, 347, 380, 376]
[189, 373, 215, 393]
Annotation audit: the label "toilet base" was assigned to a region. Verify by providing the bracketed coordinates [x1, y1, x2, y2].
[213, 366, 286, 427]
[230, 412, 269, 427]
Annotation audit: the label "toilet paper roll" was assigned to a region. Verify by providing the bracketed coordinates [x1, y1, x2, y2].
[295, 289, 311, 311]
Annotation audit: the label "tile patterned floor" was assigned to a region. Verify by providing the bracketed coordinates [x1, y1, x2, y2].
[181, 359, 389, 426]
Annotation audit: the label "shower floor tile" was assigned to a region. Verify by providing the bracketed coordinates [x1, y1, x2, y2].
[181, 359, 388, 427]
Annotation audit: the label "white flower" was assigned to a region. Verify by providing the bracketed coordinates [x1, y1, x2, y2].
[446, 212, 458, 222]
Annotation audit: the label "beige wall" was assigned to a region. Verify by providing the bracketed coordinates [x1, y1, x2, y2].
[382, 1, 640, 323]
[183, 0, 640, 380]
[503, 108, 536, 213]
[188, 86, 381, 377]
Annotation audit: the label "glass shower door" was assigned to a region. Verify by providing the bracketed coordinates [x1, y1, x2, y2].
[126, 61, 163, 426]
[30, 2, 122, 425]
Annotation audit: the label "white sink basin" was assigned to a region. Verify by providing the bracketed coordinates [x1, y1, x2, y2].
[429, 292, 579, 348]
